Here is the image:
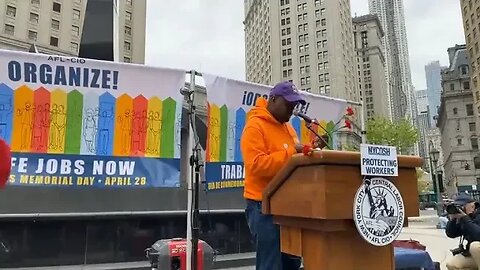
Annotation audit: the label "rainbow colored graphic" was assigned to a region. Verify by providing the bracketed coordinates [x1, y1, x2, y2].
[206, 103, 336, 162]
[0, 83, 181, 158]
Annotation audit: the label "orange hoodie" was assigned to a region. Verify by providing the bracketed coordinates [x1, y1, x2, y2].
[241, 97, 299, 201]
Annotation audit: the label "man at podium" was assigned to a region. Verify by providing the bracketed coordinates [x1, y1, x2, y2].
[241, 81, 310, 270]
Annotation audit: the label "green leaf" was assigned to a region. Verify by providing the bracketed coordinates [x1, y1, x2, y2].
[326, 120, 336, 132]
[365, 116, 419, 154]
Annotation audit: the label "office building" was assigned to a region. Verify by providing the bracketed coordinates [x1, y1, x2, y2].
[368, 0, 415, 122]
[425, 61, 446, 127]
[416, 89, 428, 114]
[460, 1, 480, 140]
[352, 14, 389, 121]
[244, 0, 361, 149]
[416, 110, 429, 165]
[437, 44, 478, 194]
[244, 0, 359, 103]
[0, 0, 146, 63]
[415, 89, 430, 166]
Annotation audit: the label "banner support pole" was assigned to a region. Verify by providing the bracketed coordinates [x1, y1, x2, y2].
[182, 70, 204, 270]
[184, 72, 194, 270]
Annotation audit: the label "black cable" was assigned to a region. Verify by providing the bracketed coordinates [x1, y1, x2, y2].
[304, 122, 331, 150]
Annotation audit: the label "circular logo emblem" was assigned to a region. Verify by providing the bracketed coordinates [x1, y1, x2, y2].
[353, 177, 405, 246]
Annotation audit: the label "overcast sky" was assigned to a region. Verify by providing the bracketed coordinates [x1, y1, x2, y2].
[145, 0, 465, 91]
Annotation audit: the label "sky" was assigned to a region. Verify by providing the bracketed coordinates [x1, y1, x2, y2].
[145, 0, 466, 91]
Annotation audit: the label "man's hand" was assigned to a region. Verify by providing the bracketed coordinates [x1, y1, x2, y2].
[312, 135, 329, 149]
[295, 143, 304, 153]
[448, 208, 468, 221]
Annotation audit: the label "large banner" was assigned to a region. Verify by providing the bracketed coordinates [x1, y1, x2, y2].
[203, 74, 347, 191]
[0, 50, 185, 188]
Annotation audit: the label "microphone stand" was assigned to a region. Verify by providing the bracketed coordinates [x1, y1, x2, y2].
[181, 70, 204, 270]
[304, 121, 332, 150]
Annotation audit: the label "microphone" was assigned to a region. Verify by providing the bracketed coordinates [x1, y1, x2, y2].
[293, 111, 318, 125]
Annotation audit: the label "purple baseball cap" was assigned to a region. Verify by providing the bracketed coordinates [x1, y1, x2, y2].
[270, 81, 306, 105]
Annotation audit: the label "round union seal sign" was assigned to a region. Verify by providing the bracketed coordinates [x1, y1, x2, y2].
[353, 177, 405, 246]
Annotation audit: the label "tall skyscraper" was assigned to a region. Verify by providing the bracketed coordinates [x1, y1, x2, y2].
[244, 0, 359, 103]
[0, 0, 146, 63]
[352, 14, 390, 121]
[416, 89, 428, 113]
[415, 89, 430, 165]
[460, 1, 480, 136]
[368, 0, 415, 122]
[425, 61, 446, 127]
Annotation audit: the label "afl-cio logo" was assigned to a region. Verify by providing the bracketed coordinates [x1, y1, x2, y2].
[353, 177, 405, 246]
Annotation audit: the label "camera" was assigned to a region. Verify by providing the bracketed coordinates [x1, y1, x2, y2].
[450, 244, 466, 256]
[446, 203, 465, 215]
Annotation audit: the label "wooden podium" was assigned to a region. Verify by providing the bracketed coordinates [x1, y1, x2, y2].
[262, 150, 423, 270]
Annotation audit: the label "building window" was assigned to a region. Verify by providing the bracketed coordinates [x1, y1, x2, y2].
[472, 138, 479, 150]
[29, 12, 39, 24]
[280, 0, 289, 5]
[51, 19, 60, 30]
[282, 69, 292, 78]
[6, 5, 16, 17]
[28, 30, 37, 41]
[124, 41, 131, 51]
[73, 9, 81, 20]
[470, 122, 477, 132]
[125, 26, 132, 36]
[281, 8, 290, 16]
[72, 25, 79, 36]
[53, 2, 61, 13]
[318, 74, 324, 83]
[71, 42, 78, 52]
[50, 36, 59, 47]
[464, 81, 471, 90]
[467, 104, 474, 116]
[4, 24, 14, 35]
[282, 59, 292, 67]
[325, 85, 330, 94]
[126, 11, 132, 21]
[453, 107, 458, 114]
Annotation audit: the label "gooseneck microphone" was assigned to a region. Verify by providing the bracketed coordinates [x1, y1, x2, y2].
[293, 110, 319, 125]
[292, 110, 332, 149]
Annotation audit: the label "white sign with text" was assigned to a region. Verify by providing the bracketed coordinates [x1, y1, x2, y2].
[360, 144, 398, 177]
